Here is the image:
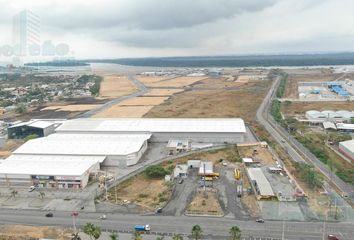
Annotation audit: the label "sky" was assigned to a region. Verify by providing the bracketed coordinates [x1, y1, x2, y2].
[1, 0, 354, 61]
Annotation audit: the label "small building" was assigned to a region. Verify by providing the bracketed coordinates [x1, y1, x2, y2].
[338, 140, 354, 163]
[187, 160, 201, 168]
[267, 167, 283, 174]
[336, 123, 354, 132]
[242, 158, 254, 166]
[173, 164, 188, 178]
[198, 161, 214, 176]
[166, 139, 191, 155]
[323, 121, 337, 130]
[246, 167, 276, 200]
[7, 120, 60, 139]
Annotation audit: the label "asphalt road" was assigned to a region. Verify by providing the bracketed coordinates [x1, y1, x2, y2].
[256, 75, 354, 200]
[0, 209, 353, 239]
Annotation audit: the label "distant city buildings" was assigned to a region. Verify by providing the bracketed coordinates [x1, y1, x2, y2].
[12, 10, 41, 56]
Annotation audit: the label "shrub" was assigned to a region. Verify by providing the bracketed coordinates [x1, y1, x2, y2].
[145, 165, 168, 179]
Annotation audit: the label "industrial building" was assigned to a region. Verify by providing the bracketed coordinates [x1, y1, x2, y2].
[338, 140, 354, 163]
[246, 167, 276, 200]
[13, 133, 151, 167]
[0, 155, 103, 189]
[166, 139, 191, 155]
[305, 110, 354, 123]
[198, 162, 214, 176]
[55, 118, 246, 143]
[8, 119, 65, 139]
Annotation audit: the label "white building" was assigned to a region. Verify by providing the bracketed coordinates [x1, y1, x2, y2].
[166, 139, 191, 155]
[187, 160, 201, 168]
[305, 110, 354, 123]
[338, 140, 354, 163]
[13, 133, 151, 167]
[0, 155, 103, 189]
[198, 161, 214, 176]
[55, 118, 246, 143]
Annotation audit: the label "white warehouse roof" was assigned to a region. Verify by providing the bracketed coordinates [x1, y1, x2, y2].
[339, 139, 354, 151]
[14, 133, 151, 156]
[56, 118, 246, 134]
[0, 155, 103, 176]
[247, 167, 275, 196]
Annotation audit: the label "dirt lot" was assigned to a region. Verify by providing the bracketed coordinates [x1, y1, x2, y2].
[281, 101, 354, 116]
[145, 80, 271, 125]
[99, 75, 137, 99]
[237, 145, 275, 165]
[41, 104, 100, 112]
[118, 96, 169, 106]
[186, 189, 223, 216]
[0, 139, 24, 158]
[107, 174, 172, 211]
[135, 76, 174, 84]
[146, 76, 208, 88]
[0, 225, 71, 240]
[93, 105, 154, 118]
[144, 88, 184, 96]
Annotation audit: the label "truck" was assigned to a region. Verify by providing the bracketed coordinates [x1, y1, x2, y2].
[134, 225, 151, 232]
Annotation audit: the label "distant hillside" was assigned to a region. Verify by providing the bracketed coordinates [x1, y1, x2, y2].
[25, 60, 89, 67]
[88, 52, 354, 67]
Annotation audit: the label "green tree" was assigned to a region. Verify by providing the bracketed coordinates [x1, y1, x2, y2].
[83, 223, 101, 240]
[156, 237, 164, 240]
[191, 225, 202, 240]
[229, 226, 241, 240]
[71, 232, 81, 240]
[24, 134, 39, 142]
[145, 165, 168, 179]
[110, 231, 119, 240]
[172, 234, 184, 240]
[15, 103, 27, 114]
[132, 231, 142, 240]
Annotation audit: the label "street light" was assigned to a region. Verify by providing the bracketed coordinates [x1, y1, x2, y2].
[71, 211, 79, 233]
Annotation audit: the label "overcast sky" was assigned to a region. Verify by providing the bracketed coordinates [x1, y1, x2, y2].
[1, 0, 354, 60]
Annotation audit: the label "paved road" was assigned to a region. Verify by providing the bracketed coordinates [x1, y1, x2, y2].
[256, 75, 354, 200]
[0, 209, 353, 239]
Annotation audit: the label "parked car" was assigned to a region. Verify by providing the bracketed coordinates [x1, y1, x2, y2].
[178, 179, 184, 184]
[28, 186, 36, 192]
[256, 218, 265, 223]
[45, 213, 53, 217]
[327, 235, 339, 240]
[99, 214, 107, 220]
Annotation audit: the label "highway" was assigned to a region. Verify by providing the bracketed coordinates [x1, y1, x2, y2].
[256, 75, 354, 200]
[0, 209, 353, 239]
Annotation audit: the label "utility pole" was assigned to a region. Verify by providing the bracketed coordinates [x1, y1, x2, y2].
[281, 220, 285, 240]
[71, 211, 79, 233]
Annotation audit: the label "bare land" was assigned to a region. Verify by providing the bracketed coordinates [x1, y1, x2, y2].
[144, 88, 184, 96]
[93, 105, 154, 118]
[0, 139, 24, 158]
[0, 225, 71, 240]
[98, 75, 137, 99]
[146, 76, 208, 88]
[145, 79, 271, 125]
[186, 189, 224, 216]
[135, 76, 174, 84]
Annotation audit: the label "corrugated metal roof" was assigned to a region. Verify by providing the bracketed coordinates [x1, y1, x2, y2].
[339, 139, 354, 151]
[0, 155, 103, 176]
[247, 167, 275, 196]
[56, 118, 246, 134]
[323, 121, 337, 130]
[198, 161, 213, 175]
[14, 133, 151, 156]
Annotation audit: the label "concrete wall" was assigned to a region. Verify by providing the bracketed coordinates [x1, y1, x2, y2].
[43, 125, 56, 137]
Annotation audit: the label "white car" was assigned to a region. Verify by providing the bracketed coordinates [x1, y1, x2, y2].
[28, 186, 36, 192]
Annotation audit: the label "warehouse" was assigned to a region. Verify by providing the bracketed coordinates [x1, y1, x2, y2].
[8, 120, 58, 139]
[246, 167, 276, 200]
[338, 140, 354, 163]
[13, 133, 151, 167]
[198, 161, 214, 176]
[0, 155, 103, 189]
[55, 118, 246, 143]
